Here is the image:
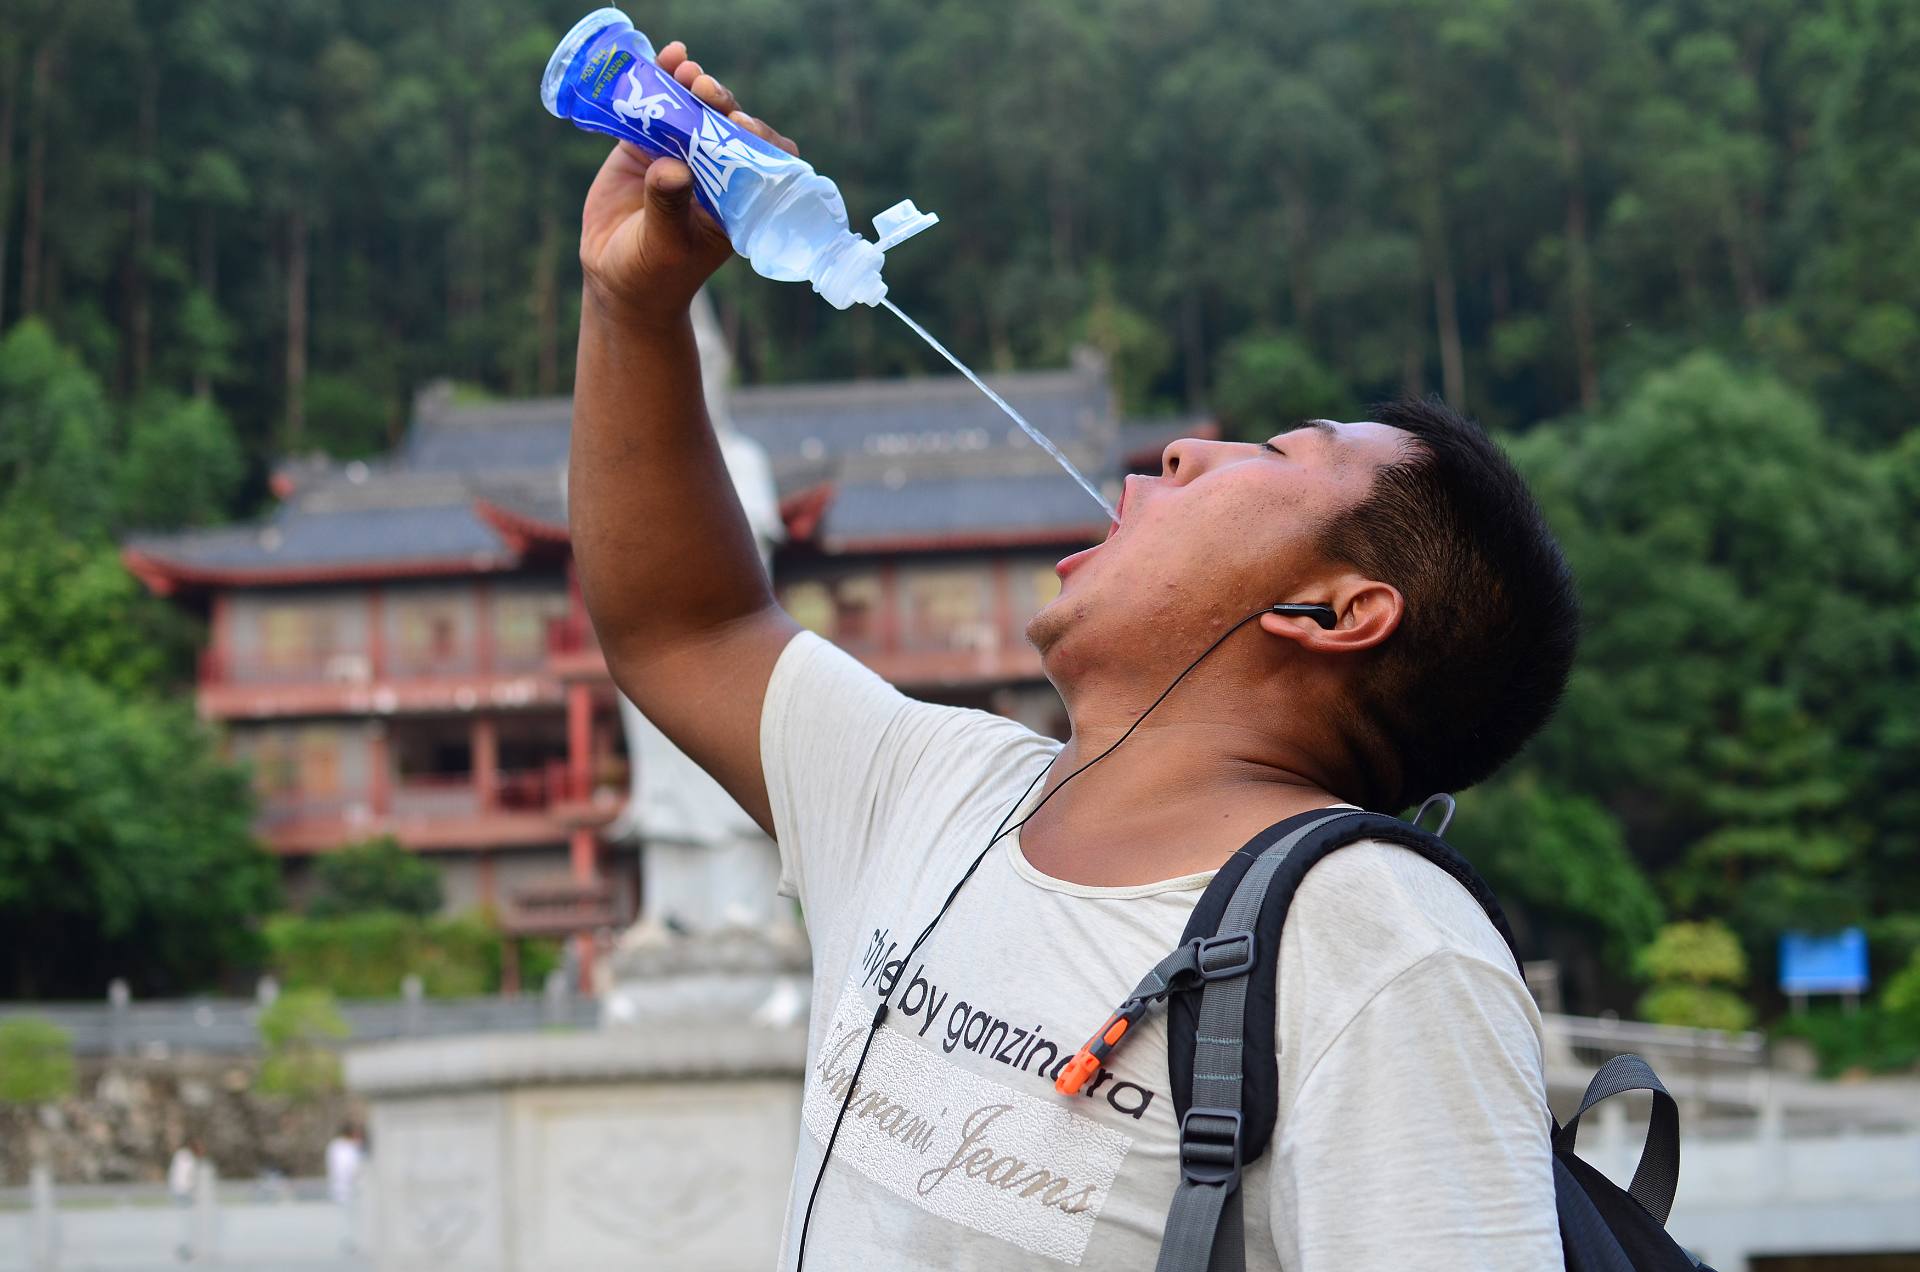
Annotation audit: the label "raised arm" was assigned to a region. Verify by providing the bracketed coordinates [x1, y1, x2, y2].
[567, 43, 801, 833]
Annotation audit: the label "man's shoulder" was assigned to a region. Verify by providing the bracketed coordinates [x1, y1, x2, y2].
[776, 631, 1046, 748]
[1281, 837, 1520, 986]
[769, 632, 1054, 784]
[1273, 838, 1541, 1100]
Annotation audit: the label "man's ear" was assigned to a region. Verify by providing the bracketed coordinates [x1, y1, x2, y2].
[1258, 577, 1404, 654]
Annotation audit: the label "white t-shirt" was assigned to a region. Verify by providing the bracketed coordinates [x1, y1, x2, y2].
[168, 1147, 197, 1199]
[325, 1137, 362, 1204]
[763, 632, 1558, 1270]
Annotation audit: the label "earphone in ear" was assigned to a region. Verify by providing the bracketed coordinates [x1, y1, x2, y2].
[1269, 602, 1338, 629]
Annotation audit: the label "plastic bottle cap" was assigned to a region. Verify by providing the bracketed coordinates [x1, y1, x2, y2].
[541, 8, 635, 118]
[873, 200, 941, 253]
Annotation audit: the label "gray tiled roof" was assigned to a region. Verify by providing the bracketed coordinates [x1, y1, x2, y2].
[391, 363, 1116, 480]
[130, 359, 1121, 573]
[469, 474, 569, 529]
[819, 472, 1109, 548]
[127, 501, 509, 571]
[405, 415, 572, 473]
[731, 365, 1112, 470]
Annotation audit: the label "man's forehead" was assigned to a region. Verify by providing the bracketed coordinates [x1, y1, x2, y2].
[1297, 418, 1412, 465]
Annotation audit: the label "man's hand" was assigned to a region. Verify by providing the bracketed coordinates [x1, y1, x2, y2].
[578, 42, 801, 327]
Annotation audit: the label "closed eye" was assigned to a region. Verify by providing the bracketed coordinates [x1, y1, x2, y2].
[1261, 441, 1285, 456]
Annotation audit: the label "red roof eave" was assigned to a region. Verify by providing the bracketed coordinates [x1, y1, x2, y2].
[779, 481, 836, 543]
[473, 498, 570, 555]
[120, 546, 523, 596]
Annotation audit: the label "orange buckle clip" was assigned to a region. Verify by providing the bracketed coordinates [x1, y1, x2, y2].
[1055, 1008, 1137, 1096]
[1056, 1046, 1103, 1096]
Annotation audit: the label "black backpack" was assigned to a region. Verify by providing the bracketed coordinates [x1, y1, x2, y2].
[1053, 804, 1715, 1272]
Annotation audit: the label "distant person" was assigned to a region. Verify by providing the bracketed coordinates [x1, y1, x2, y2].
[565, 41, 1576, 1271]
[168, 1137, 201, 1262]
[325, 1123, 364, 1253]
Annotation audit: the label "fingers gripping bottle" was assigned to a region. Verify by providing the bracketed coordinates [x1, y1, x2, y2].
[542, 8, 937, 309]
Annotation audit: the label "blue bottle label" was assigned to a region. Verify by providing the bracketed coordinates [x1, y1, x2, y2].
[566, 34, 803, 223]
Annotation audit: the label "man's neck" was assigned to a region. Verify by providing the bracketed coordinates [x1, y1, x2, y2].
[1018, 699, 1344, 888]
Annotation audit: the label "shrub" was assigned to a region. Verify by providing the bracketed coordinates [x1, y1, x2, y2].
[265, 910, 517, 997]
[309, 836, 442, 919]
[1881, 950, 1920, 1059]
[256, 989, 349, 1099]
[0, 1017, 75, 1104]
[1635, 921, 1748, 986]
[1638, 984, 1754, 1033]
[1635, 920, 1753, 1032]
[1773, 1007, 1920, 1078]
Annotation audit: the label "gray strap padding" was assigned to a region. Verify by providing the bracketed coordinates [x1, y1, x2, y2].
[1157, 1165, 1242, 1272]
[1155, 810, 1364, 1272]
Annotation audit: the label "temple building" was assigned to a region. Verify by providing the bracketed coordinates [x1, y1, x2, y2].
[123, 341, 1202, 966]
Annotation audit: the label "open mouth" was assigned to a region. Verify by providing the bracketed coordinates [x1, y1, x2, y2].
[1056, 480, 1131, 577]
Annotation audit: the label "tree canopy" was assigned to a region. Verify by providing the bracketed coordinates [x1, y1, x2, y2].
[2, 0, 1916, 440]
[0, 671, 278, 996]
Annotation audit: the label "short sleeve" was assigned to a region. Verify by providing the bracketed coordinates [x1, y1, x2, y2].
[758, 631, 1049, 933]
[1266, 949, 1559, 1270]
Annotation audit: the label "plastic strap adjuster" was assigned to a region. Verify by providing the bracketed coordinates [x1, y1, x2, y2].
[1055, 997, 1149, 1096]
[1194, 930, 1256, 980]
[1178, 1107, 1244, 1188]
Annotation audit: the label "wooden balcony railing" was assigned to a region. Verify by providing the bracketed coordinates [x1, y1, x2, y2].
[255, 764, 581, 831]
[200, 648, 379, 686]
[390, 773, 480, 819]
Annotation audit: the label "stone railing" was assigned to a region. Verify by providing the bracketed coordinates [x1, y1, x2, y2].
[0, 978, 598, 1058]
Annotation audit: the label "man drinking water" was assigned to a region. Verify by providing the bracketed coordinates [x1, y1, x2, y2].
[568, 39, 1577, 1271]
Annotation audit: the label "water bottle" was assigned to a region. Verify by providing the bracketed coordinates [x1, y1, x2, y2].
[542, 8, 936, 309]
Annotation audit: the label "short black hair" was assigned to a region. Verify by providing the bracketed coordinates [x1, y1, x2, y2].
[1316, 396, 1579, 811]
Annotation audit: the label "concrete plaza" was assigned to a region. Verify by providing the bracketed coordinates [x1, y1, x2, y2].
[0, 1195, 368, 1272]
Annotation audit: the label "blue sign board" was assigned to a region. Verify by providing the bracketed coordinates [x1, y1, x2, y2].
[1779, 928, 1869, 995]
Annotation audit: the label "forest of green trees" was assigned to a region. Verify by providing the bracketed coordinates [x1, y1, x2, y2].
[0, 0, 1916, 1061]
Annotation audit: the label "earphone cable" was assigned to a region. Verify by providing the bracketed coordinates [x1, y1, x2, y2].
[792, 606, 1274, 1269]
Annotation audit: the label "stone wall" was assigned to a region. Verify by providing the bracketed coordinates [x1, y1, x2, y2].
[0, 1054, 362, 1186]
[347, 1022, 807, 1271]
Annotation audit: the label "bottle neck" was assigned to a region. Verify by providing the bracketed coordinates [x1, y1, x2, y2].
[809, 235, 887, 309]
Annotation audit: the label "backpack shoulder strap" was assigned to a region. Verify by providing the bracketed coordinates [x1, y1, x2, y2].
[1167, 808, 1524, 1156]
[1156, 808, 1525, 1272]
[1154, 807, 1365, 1272]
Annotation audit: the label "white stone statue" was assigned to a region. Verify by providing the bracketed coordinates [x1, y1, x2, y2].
[606, 291, 789, 940]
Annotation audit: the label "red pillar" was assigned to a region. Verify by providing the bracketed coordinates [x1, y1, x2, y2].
[472, 716, 498, 811]
[564, 559, 589, 651]
[209, 592, 232, 682]
[569, 826, 597, 881]
[564, 670, 600, 988]
[566, 682, 598, 877]
[478, 852, 497, 911]
[566, 682, 592, 802]
[569, 823, 599, 990]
